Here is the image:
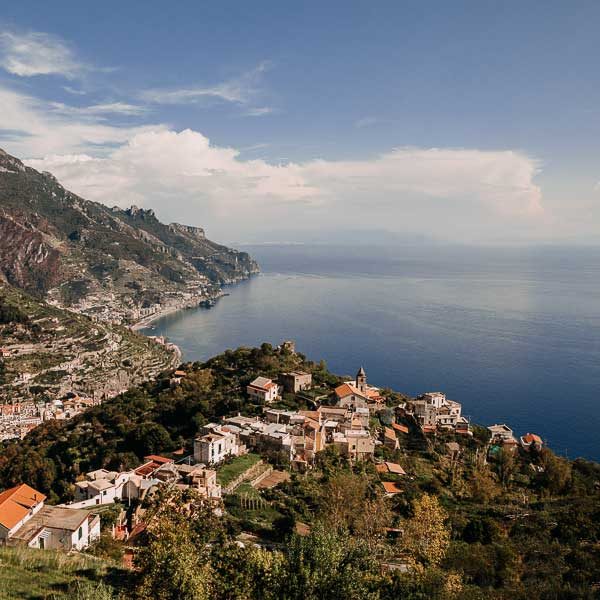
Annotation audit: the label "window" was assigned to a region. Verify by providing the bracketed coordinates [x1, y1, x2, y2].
[78, 527, 83, 540]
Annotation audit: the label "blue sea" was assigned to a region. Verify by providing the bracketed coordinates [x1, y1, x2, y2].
[142, 244, 600, 461]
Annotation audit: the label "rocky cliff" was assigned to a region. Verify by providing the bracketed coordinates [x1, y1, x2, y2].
[0, 148, 259, 323]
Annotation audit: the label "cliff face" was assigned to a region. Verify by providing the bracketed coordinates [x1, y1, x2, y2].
[0, 148, 259, 323]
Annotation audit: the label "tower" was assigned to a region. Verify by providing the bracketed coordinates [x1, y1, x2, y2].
[356, 366, 367, 393]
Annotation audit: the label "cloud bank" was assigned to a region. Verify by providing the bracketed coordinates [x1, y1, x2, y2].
[25, 128, 543, 242]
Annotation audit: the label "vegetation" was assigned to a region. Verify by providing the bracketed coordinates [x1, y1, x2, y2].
[0, 545, 127, 599]
[0, 343, 599, 598]
[216, 453, 262, 487]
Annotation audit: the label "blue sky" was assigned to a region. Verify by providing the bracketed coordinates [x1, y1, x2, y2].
[1, 1, 599, 243]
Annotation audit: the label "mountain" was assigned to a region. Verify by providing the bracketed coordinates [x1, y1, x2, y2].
[0, 148, 259, 324]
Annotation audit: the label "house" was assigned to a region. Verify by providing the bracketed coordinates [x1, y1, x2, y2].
[0, 484, 100, 550]
[194, 425, 241, 465]
[407, 392, 463, 430]
[520, 433, 543, 452]
[488, 424, 515, 443]
[247, 377, 279, 403]
[0, 484, 46, 542]
[279, 371, 312, 394]
[332, 430, 375, 461]
[392, 423, 409, 435]
[376, 462, 407, 475]
[383, 427, 399, 450]
[381, 481, 403, 497]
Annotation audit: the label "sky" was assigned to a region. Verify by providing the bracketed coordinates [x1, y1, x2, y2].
[1, 1, 599, 244]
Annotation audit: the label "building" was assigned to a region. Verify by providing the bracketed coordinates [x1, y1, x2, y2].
[332, 430, 375, 461]
[194, 424, 241, 465]
[407, 392, 463, 430]
[0, 484, 100, 550]
[520, 433, 543, 452]
[335, 367, 384, 409]
[488, 424, 515, 443]
[279, 371, 312, 394]
[247, 376, 279, 403]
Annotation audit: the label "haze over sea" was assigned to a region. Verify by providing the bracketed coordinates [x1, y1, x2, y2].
[143, 244, 600, 461]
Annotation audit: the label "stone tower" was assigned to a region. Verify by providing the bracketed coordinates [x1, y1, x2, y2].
[356, 366, 367, 393]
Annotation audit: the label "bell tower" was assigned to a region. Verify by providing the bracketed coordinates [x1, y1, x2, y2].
[356, 366, 367, 393]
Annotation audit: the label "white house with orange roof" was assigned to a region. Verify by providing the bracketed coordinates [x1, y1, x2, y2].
[0, 483, 100, 550]
[247, 376, 279, 403]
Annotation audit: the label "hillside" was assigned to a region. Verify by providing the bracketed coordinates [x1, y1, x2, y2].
[0, 545, 126, 599]
[0, 344, 599, 598]
[0, 148, 258, 325]
[0, 282, 179, 409]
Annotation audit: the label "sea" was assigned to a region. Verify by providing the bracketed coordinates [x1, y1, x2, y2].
[141, 244, 600, 461]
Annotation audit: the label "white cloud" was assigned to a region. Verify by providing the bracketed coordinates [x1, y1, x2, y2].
[0, 30, 83, 78]
[49, 101, 149, 117]
[0, 86, 165, 156]
[63, 86, 87, 95]
[141, 61, 271, 106]
[243, 107, 274, 117]
[23, 128, 544, 242]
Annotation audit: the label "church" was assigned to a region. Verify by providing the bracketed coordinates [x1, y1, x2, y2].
[334, 367, 384, 409]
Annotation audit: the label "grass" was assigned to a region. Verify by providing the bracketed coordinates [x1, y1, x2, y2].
[0, 546, 125, 600]
[216, 453, 262, 487]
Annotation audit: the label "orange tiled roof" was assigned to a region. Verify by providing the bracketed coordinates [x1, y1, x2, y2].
[384, 427, 396, 440]
[381, 481, 403, 494]
[522, 433, 543, 444]
[375, 463, 388, 473]
[384, 462, 406, 475]
[143, 455, 173, 464]
[0, 484, 46, 531]
[334, 383, 369, 399]
[392, 423, 409, 434]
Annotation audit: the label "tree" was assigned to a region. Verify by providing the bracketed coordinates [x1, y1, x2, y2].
[469, 467, 500, 503]
[495, 448, 516, 488]
[319, 472, 367, 532]
[401, 493, 451, 567]
[280, 524, 379, 600]
[539, 448, 571, 495]
[134, 488, 220, 600]
[134, 511, 211, 600]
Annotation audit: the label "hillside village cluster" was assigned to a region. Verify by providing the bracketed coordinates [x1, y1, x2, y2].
[0, 394, 100, 442]
[0, 334, 180, 442]
[0, 351, 544, 553]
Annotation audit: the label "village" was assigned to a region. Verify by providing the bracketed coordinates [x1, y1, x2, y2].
[0, 350, 544, 556]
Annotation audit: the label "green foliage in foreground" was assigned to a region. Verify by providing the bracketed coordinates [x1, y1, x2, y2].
[0, 546, 126, 600]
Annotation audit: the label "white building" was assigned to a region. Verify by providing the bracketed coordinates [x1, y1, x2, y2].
[247, 377, 279, 403]
[194, 424, 241, 465]
[0, 484, 100, 551]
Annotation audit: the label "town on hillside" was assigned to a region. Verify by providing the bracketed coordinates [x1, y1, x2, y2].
[0, 341, 544, 557]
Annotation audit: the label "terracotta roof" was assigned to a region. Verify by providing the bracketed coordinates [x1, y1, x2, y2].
[249, 377, 276, 391]
[334, 383, 367, 399]
[143, 455, 173, 464]
[392, 423, 409, 434]
[173, 370, 186, 377]
[376, 462, 406, 475]
[0, 484, 46, 531]
[384, 462, 406, 475]
[384, 427, 396, 440]
[522, 433, 543, 445]
[381, 481, 403, 495]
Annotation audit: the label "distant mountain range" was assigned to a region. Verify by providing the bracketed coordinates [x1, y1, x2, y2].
[0, 148, 258, 324]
